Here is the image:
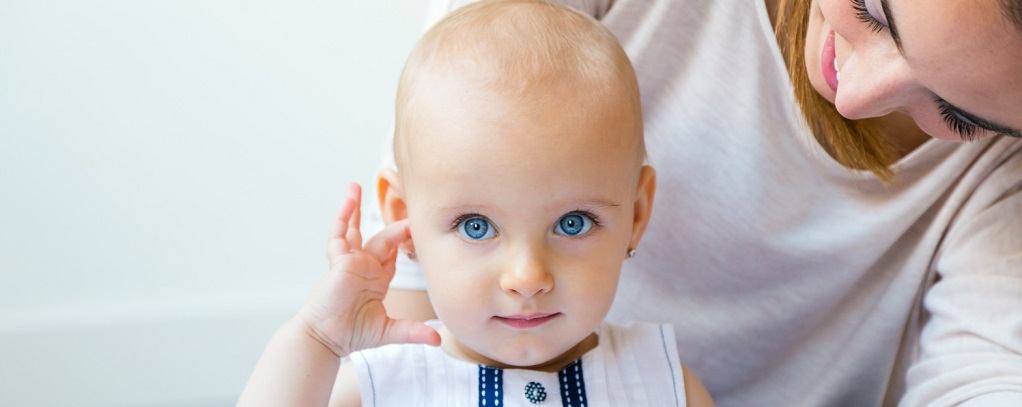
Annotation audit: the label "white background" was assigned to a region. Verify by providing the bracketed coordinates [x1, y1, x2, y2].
[0, 1, 428, 405]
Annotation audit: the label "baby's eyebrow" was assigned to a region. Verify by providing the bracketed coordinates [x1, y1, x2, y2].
[567, 199, 621, 209]
[435, 200, 621, 212]
[436, 204, 484, 212]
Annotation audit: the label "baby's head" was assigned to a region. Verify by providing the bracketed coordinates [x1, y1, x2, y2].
[394, 0, 643, 169]
[377, 0, 654, 370]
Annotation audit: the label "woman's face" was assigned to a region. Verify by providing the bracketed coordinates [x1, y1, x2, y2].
[805, 0, 1022, 141]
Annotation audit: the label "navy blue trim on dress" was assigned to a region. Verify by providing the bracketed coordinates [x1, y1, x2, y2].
[479, 365, 503, 406]
[558, 359, 588, 407]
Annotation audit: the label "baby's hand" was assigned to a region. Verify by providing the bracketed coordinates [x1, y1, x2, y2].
[297, 183, 440, 358]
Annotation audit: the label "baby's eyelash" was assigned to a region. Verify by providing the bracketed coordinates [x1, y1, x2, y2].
[570, 210, 602, 228]
[851, 0, 886, 34]
[449, 213, 485, 231]
[936, 99, 981, 142]
[448, 210, 605, 234]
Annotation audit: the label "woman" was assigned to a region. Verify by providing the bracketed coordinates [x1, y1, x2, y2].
[367, 0, 1022, 405]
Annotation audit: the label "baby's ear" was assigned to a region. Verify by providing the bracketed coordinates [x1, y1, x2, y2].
[377, 168, 417, 258]
[629, 165, 657, 249]
[376, 168, 407, 225]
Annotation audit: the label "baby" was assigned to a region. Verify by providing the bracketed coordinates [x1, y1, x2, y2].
[239, 1, 712, 406]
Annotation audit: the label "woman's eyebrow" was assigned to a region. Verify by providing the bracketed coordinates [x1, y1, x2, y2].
[880, 0, 904, 52]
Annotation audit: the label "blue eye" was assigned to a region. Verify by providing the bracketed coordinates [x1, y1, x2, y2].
[458, 217, 495, 240]
[554, 213, 594, 237]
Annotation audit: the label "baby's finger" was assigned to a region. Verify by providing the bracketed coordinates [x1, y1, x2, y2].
[363, 219, 411, 265]
[349, 183, 362, 232]
[381, 319, 441, 347]
[327, 189, 359, 255]
[346, 183, 363, 249]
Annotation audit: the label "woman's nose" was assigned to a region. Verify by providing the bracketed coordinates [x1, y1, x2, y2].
[833, 45, 918, 120]
[499, 245, 554, 297]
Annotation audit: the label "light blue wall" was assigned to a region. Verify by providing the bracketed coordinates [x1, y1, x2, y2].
[0, 1, 428, 405]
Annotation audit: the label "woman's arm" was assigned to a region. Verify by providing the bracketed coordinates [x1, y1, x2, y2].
[901, 151, 1022, 405]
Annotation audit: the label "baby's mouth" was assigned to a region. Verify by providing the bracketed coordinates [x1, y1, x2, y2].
[494, 313, 559, 329]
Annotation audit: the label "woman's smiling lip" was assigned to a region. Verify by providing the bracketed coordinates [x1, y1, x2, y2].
[822, 30, 840, 92]
[495, 313, 559, 329]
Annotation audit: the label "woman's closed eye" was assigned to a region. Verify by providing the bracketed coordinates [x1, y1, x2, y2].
[851, 0, 889, 34]
[850, 0, 1008, 140]
[936, 98, 1022, 141]
[937, 98, 982, 141]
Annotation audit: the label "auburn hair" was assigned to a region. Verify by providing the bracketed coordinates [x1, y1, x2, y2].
[774, 0, 898, 181]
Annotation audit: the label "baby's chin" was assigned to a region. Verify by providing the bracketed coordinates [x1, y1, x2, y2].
[484, 333, 598, 372]
[486, 348, 574, 371]
[472, 341, 562, 367]
[442, 334, 573, 371]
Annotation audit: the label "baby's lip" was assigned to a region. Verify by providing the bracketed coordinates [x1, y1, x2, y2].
[497, 313, 557, 320]
[494, 313, 560, 329]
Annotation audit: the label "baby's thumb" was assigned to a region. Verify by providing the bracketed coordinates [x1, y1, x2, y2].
[382, 319, 441, 347]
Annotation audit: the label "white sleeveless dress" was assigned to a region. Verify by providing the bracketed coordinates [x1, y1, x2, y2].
[350, 321, 688, 406]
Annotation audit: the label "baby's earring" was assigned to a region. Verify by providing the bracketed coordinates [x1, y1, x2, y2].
[626, 248, 637, 258]
[400, 242, 417, 261]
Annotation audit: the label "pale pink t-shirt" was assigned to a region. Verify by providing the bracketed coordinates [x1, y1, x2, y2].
[363, 1, 1022, 405]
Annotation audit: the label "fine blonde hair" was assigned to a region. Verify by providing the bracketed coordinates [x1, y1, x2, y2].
[393, 0, 643, 166]
[775, 0, 898, 181]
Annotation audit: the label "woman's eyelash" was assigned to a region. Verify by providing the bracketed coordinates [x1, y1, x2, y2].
[937, 99, 981, 142]
[851, 0, 887, 34]
[847, 2, 1012, 141]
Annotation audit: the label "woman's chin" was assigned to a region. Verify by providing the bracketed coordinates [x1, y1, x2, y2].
[807, 74, 837, 105]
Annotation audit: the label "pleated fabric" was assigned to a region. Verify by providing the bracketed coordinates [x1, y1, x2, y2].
[350, 321, 687, 406]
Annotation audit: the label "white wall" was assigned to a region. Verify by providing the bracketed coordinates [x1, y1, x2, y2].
[0, 1, 428, 405]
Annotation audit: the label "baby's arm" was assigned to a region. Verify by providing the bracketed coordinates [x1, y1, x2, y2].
[682, 365, 716, 407]
[237, 184, 440, 407]
[328, 361, 362, 407]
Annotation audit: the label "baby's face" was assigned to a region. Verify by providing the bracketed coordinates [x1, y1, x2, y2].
[397, 75, 646, 369]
